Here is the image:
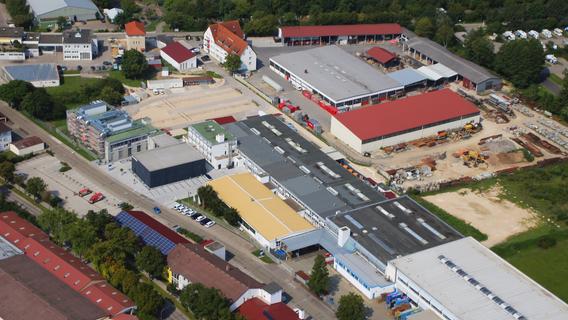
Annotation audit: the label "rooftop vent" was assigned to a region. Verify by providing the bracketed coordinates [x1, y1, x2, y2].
[376, 205, 395, 219]
[394, 201, 412, 214]
[417, 218, 446, 240]
[399, 223, 428, 245]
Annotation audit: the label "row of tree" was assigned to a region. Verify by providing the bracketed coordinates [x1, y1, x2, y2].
[2, 0, 33, 28]
[36, 208, 166, 318]
[0, 78, 125, 121]
[196, 185, 241, 226]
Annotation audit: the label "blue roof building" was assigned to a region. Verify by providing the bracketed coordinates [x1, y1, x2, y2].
[2, 64, 60, 88]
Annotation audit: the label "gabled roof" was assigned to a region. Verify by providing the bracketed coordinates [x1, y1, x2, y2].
[0, 211, 135, 316]
[117, 211, 190, 250]
[366, 46, 397, 64]
[125, 21, 146, 36]
[161, 41, 195, 63]
[11, 136, 44, 149]
[168, 243, 262, 303]
[27, 0, 99, 16]
[279, 23, 402, 38]
[333, 89, 480, 141]
[238, 298, 300, 320]
[209, 21, 248, 56]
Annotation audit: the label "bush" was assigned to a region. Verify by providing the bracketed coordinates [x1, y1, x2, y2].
[537, 235, 557, 249]
[177, 227, 203, 243]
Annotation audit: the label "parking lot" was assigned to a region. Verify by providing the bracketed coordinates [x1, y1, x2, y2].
[125, 83, 261, 129]
[16, 154, 121, 215]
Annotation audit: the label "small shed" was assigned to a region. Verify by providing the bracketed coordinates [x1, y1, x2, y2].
[366, 47, 399, 67]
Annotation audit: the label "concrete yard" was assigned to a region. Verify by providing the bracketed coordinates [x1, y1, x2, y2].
[125, 84, 261, 129]
[16, 155, 120, 215]
[424, 187, 539, 246]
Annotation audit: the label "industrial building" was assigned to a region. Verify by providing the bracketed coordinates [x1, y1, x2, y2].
[278, 23, 402, 46]
[27, 0, 100, 22]
[132, 143, 206, 188]
[270, 45, 403, 112]
[203, 20, 257, 72]
[386, 68, 428, 91]
[330, 89, 481, 152]
[225, 115, 386, 227]
[1, 63, 60, 87]
[67, 101, 157, 162]
[187, 120, 237, 169]
[385, 237, 568, 320]
[402, 36, 501, 93]
[209, 173, 314, 248]
[115, 210, 190, 255]
[160, 41, 197, 72]
[62, 29, 97, 60]
[0, 211, 136, 317]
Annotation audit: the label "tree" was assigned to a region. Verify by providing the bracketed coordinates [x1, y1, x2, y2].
[61, 220, 97, 258]
[21, 89, 55, 120]
[223, 54, 242, 74]
[434, 20, 455, 47]
[56, 16, 67, 31]
[414, 17, 434, 38]
[495, 39, 545, 88]
[136, 246, 165, 279]
[243, 14, 278, 36]
[85, 209, 114, 237]
[336, 293, 366, 320]
[99, 86, 124, 106]
[0, 161, 15, 182]
[0, 80, 35, 109]
[464, 30, 495, 68]
[307, 254, 329, 295]
[224, 207, 241, 227]
[129, 282, 164, 316]
[37, 208, 78, 243]
[121, 49, 149, 79]
[180, 283, 232, 319]
[26, 177, 47, 199]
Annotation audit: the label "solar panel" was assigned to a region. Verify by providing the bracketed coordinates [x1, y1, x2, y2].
[116, 212, 177, 255]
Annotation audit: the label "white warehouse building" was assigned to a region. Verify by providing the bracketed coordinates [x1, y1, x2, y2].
[385, 237, 568, 320]
[331, 89, 481, 153]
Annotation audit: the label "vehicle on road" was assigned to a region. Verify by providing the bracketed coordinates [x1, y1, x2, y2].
[153, 207, 161, 214]
[78, 188, 92, 197]
[88, 192, 104, 204]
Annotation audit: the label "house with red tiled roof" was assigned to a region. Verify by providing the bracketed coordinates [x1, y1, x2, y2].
[125, 21, 145, 52]
[203, 20, 257, 72]
[160, 41, 197, 72]
[0, 211, 136, 317]
[167, 243, 290, 313]
[237, 298, 301, 320]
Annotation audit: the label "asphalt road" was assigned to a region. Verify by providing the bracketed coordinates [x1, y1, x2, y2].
[0, 102, 336, 319]
[542, 78, 561, 96]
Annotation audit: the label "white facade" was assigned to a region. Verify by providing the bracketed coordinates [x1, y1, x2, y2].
[0, 51, 25, 61]
[9, 141, 45, 156]
[203, 27, 257, 72]
[146, 78, 183, 90]
[0, 130, 11, 151]
[330, 114, 481, 153]
[160, 50, 197, 72]
[187, 125, 237, 169]
[63, 39, 96, 60]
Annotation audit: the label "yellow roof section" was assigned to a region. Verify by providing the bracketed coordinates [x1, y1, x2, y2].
[208, 173, 314, 241]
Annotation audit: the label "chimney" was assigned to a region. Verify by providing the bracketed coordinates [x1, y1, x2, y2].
[225, 264, 231, 271]
[215, 133, 225, 143]
[337, 226, 350, 247]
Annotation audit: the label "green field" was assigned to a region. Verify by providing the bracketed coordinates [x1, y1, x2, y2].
[108, 70, 148, 87]
[46, 76, 101, 109]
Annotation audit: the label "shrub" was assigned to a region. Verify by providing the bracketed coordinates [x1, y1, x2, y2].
[537, 235, 557, 249]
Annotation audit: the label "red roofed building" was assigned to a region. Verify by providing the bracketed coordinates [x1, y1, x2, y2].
[366, 46, 398, 67]
[238, 298, 301, 320]
[278, 23, 402, 46]
[125, 21, 145, 52]
[330, 89, 481, 152]
[160, 41, 197, 72]
[203, 20, 257, 71]
[167, 243, 287, 312]
[0, 211, 136, 317]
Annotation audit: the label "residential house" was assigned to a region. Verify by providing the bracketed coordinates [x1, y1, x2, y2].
[125, 21, 145, 52]
[9, 136, 45, 156]
[63, 29, 97, 60]
[203, 20, 257, 72]
[160, 41, 196, 72]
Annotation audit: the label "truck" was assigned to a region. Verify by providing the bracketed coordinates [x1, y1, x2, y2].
[88, 192, 104, 204]
[78, 188, 92, 197]
[277, 99, 301, 113]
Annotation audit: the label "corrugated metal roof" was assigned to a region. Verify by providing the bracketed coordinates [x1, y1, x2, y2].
[27, 0, 98, 16]
[387, 68, 427, 86]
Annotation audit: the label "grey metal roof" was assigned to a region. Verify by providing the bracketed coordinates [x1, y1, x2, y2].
[387, 68, 427, 86]
[133, 143, 204, 172]
[62, 29, 92, 44]
[225, 115, 385, 219]
[390, 237, 568, 320]
[3, 63, 59, 82]
[405, 37, 499, 84]
[329, 195, 461, 264]
[270, 45, 403, 103]
[39, 34, 63, 45]
[27, 0, 98, 16]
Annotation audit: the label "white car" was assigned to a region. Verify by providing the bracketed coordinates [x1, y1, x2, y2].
[196, 215, 206, 222]
[204, 220, 215, 228]
[191, 47, 200, 54]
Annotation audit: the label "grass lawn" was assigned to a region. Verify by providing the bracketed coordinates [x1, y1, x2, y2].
[505, 238, 568, 301]
[108, 70, 147, 87]
[252, 249, 275, 264]
[46, 76, 99, 99]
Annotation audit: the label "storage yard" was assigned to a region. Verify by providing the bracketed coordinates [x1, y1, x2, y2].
[125, 84, 261, 129]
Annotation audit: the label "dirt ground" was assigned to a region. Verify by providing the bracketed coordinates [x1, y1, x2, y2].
[126, 85, 260, 129]
[424, 187, 539, 246]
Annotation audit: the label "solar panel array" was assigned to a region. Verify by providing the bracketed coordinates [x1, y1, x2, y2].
[115, 212, 177, 255]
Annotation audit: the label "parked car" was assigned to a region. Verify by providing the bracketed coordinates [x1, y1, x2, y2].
[153, 207, 161, 214]
[199, 218, 211, 226]
[103, 60, 112, 66]
[191, 47, 200, 54]
[196, 215, 206, 222]
[191, 214, 202, 221]
[204, 220, 215, 228]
